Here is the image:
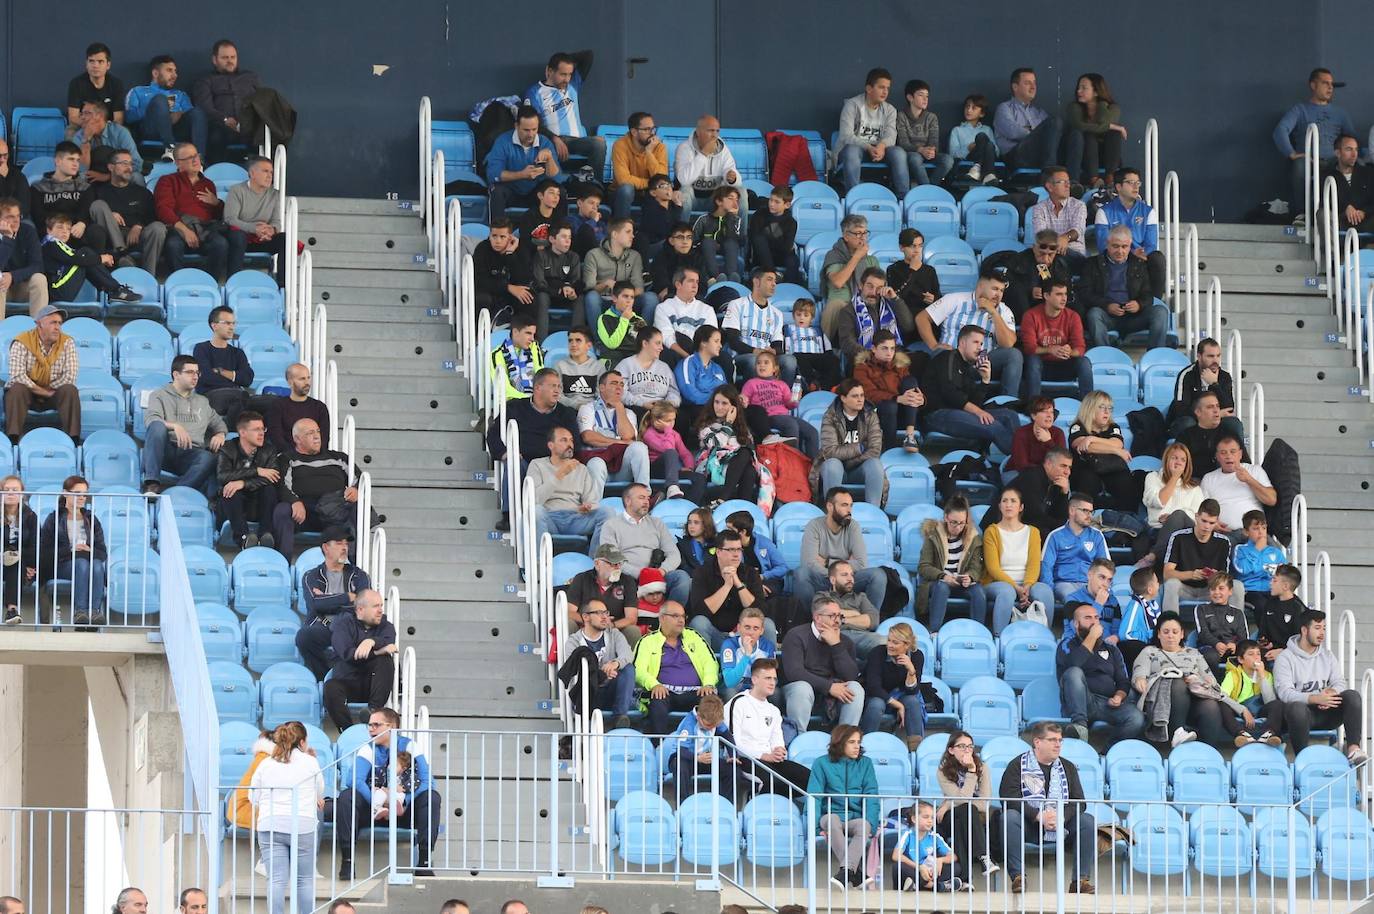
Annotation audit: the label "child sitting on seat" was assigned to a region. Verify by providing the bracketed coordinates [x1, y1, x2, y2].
[1194, 573, 1249, 676]
[893, 801, 969, 893]
[1117, 566, 1160, 670]
[1219, 639, 1285, 748]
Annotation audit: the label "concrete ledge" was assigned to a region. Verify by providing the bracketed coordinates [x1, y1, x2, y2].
[0, 630, 164, 665]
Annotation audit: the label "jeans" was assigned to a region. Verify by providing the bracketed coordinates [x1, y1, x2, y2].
[1024, 355, 1093, 398]
[1002, 116, 1064, 172]
[766, 413, 819, 457]
[612, 183, 646, 220]
[138, 103, 210, 154]
[689, 613, 777, 653]
[984, 581, 1054, 635]
[859, 693, 925, 737]
[57, 556, 106, 618]
[1000, 810, 1095, 880]
[783, 679, 864, 734]
[819, 457, 885, 508]
[927, 580, 988, 630]
[988, 347, 1023, 398]
[259, 829, 316, 914]
[560, 134, 607, 179]
[142, 422, 217, 494]
[600, 666, 637, 716]
[699, 236, 742, 283]
[838, 144, 910, 197]
[1059, 666, 1146, 741]
[1064, 128, 1123, 185]
[647, 689, 700, 734]
[585, 441, 651, 491]
[732, 351, 797, 385]
[534, 507, 604, 546]
[924, 407, 1019, 454]
[794, 564, 887, 611]
[323, 655, 395, 730]
[584, 290, 658, 328]
[164, 225, 232, 281]
[958, 133, 998, 177]
[906, 150, 955, 186]
[1085, 302, 1169, 350]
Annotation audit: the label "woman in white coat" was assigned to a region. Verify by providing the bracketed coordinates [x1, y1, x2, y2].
[250, 721, 324, 914]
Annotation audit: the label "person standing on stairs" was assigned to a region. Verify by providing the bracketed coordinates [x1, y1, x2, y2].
[488, 368, 576, 532]
[323, 589, 395, 729]
[1273, 68, 1358, 222]
[295, 527, 370, 680]
[336, 706, 442, 879]
[267, 362, 330, 453]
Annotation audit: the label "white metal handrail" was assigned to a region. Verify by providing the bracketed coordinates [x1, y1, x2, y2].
[272, 144, 287, 228]
[1304, 122, 1320, 256]
[324, 359, 339, 442]
[311, 302, 327, 383]
[1290, 492, 1309, 602]
[400, 643, 416, 733]
[1247, 381, 1265, 465]
[369, 525, 387, 593]
[419, 96, 433, 220]
[553, 588, 570, 725]
[431, 150, 446, 269]
[1323, 176, 1340, 307]
[539, 532, 555, 692]
[283, 198, 299, 322]
[1367, 280, 1374, 403]
[520, 474, 537, 604]
[1346, 227, 1363, 368]
[1224, 329, 1244, 424]
[1203, 275, 1222, 345]
[1180, 223, 1199, 345]
[355, 470, 373, 576]
[1143, 118, 1159, 207]
[289, 247, 310, 344]
[341, 413, 357, 483]
[504, 419, 522, 568]
[261, 125, 272, 160]
[462, 253, 477, 396]
[1162, 170, 1180, 305]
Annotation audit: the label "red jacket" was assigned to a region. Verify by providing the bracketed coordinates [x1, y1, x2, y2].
[155, 172, 223, 226]
[1018, 305, 1085, 358]
[852, 354, 912, 403]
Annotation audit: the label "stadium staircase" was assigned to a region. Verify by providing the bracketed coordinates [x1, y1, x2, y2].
[296, 196, 574, 872]
[1197, 222, 1372, 672]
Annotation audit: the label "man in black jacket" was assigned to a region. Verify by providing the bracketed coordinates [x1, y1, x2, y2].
[0, 198, 48, 317]
[1168, 337, 1238, 433]
[271, 417, 359, 555]
[324, 588, 395, 729]
[1081, 225, 1167, 350]
[1004, 229, 1073, 321]
[993, 447, 1073, 537]
[1322, 134, 1374, 232]
[472, 218, 528, 322]
[920, 324, 1018, 453]
[997, 721, 1097, 894]
[295, 526, 372, 679]
[215, 410, 279, 550]
[779, 593, 863, 734]
[85, 150, 167, 274]
[526, 221, 581, 339]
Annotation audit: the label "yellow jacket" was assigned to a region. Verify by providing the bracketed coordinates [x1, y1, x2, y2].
[981, 523, 1045, 588]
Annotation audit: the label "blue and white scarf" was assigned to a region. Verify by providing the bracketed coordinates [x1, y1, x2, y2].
[1019, 750, 1069, 818]
[590, 397, 619, 436]
[852, 292, 903, 349]
[500, 339, 536, 394]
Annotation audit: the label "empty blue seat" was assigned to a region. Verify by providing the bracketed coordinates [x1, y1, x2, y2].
[936, 619, 997, 687]
[902, 186, 960, 241]
[1253, 807, 1316, 879]
[218, 719, 262, 784]
[245, 606, 303, 673]
[710, 498, 768, 534]
[980, 735, 1032, 790]
[209, 660, 258, 724]
[963, 198, 1021, 252]
[107, 544, 160, 622]
[176, 324, 212, 356]
[1317, 807, 1374, 881]
[163, 485, 216, 548]
[1138, 349, 1190, 410]
[18, 428, 77, 490]
[923, 676, 958, 729]
[923, 238, 978, 293]
[1190, 805, 1251, 878]
[116, 321, 175, 387]
[785, 731, 830, 770]
[552, 552, 593, 586]
[792, 196, 843, 248]
[860, 731, 914, 796]
[1106, 739, 1167, 808]
[127, 374, 167, 442]
[77, 372, 128, 437]
[1019, 675, 1069, 727]
[21, 156, 54, 183]
[1126, 805, 1188, 880]
[677, 792, 740, 866]
[796, 390, 834, 428]
[740, 794, 805, 867]
[612, 790, 679, 865]
[848, 501, 893, 560]
[883, 463, 935, 519]
[894, 503, 943, 571]
[238, 327, 298, 381]
[915, 732, 951, 792]
[999, 620, 1058, 689]
[12, 107, 65, 166]
[225, 272, 285, 328]
[1295, 744, 1357, 816]
[605, 730, 658, 802]
[109, 267, 163, 319]
[956, 675, 1019, 745]
[1058, 737, 1104, 800]
[291, 546, 325, 609]
[259, 661, 322, 728]
[63, 317, 113, 374]
[1231, 743, 1294, 813]
[91, 485, 150, 550]
[181, 543, 230, 605]
[164, 269, 223, 334]
[1167, 742, 1230, 810]
[231, 547, 292, 615]
[431, 119, 476, 173]
[198, 602, 244, 664]
[1086, 347, 1140, 402]
[844, 184, 902, 235]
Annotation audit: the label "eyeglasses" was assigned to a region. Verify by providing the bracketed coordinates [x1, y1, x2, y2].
[951, 743, 974, 751]
[845, 230, 869, 238]
[634, 125, 657, 134]
[175, 154, 199, 162]
[366, 722, 386, 729]
[717, 546, 742, 553]
[659, 613, 685, 620]
[583, 609, 610, 616]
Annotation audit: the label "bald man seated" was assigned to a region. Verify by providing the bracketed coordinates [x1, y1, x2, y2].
[272, 417, 360, 555]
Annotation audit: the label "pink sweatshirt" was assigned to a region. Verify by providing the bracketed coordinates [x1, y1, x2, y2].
[641, 426, 695, 468]
[741, 377, 794, 417]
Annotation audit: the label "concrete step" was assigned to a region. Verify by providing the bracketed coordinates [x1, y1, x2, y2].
[330, 321, 456, 341]
[311, 251, 433, 271]
[297, 196, 423, 217]
[317, 287, 443, 308]
[1241, 345, 1349, 368]
[422, 695, 560, 718]
[1215, 328, 1345, 349]
[339, 374, 471, 395]
[1260, 399, 1374, 420]
[1198, 239, 1311, 259]
[315, 300, 450, 323]
[382, 526, 508, 549]
[329, 338, 459, 360]
[1231, 381, 1360, 402]
[303, 231, 429, 254]
[356, 447, 488, 477]
[314, 267, 437, 289]
[1220, 311, 1338, 333]
[420, 668, 552, 703]
[1193, 223, 1304, 243]
[372, 484, 499, 510]
[1242, 363, 1357, 387]
[400, 577, 525, 603]
[404, 600, 530, 625]
[297, 212, 424, 235]
[357, 428, 485, 450]
[1215, 292, 1331, 314]
[352, 410, 470, 433]
[1291, 453, 1374, 474]
[320, 354, 460, 376]
[1203, 273, 1323, 295]
[1266, 435, 1374, 458]
[1198, 256, 1315, 278]
[430, 715, 564, 733]
[1300, 476, 1374, 505]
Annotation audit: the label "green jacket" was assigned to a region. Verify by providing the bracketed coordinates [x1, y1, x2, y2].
[807, 754, 880, 832]
[491, 340, 545, 400]
[633, 628, 719, 710]
[915, 517, 985, 614]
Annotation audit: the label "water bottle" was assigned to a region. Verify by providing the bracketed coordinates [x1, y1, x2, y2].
[791, 377, 804, 405]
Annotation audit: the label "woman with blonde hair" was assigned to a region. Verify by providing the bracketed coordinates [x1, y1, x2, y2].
[249, 721, 323, 914]
[0, 475, 37, 626]
[1068, 390, 1138, 511]
[860, 621, 927, 749]
[1140, 442, 1206, 565]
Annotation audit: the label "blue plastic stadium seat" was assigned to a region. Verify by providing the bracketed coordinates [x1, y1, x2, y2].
[225, 271, 285, 328]
[107, 544, 160, 622]
[792, 196, 843, 248]
[980, 735, 1032, 790]
[962, 198, 1021, 251]
[198, 602, 244, 664]
[677, 792, 740, 866]
[1253, 807, 1316, 880]
[127, 374, 166, 443]
[17, 428, 78, 490]
[914, 733, 950, 792]
[209, 661, 258, 724]
[231, 547, 293, 615]
[882, 460, 936, 519]
[1295, 744, 1357, 816]
[1126, 805, 1189, 882]
[894, 503, 943, 572]
[62, 317, 114, 374]
[711, 498, 768, 534]
[291, 546, 325, 610]
[259, 661, 322, 728]
[936, 619, 997, 688]
[1317, 808, 1374, 881]
[116, 321, 175, 387]
[218, 719, 262, 784]
[163, 485, 217, 548]
[844, 184, 902, 236]
[431, 119, 476, 174]
[77, 372, 129, 438]
[12, 107, 66, 166]
[204, 162, 249, 188]
[1190, 805, 1251, 878]
[1019, 675, 1069, 727]
[771, 501, 823, 568]
[1231, 743, 1294, 813]
[903, 186, 960, 241]
[785, 731, 830, 770]
[238, 326, 298, 381]
[612, 791, 679, 865]
[998, 620, 1059, 689]
[21, 156, 54, 184]
[923, 236, 978, 293]
[1106, 739, 1167, 809]
[246, 606, 303, 673]
[649, 496, 697, 534]
[956, 675, 1019, 745]
[1167, 742, 1230, 810]
[164, 269, 224, 334]
[551, 552, 593, 587]
[1138, 349, 1190, 411]
[176, 325, 212, 356]
[181, 543, 230, 605]
[91, 486, 151, 551]
[605, 730, 658, 803]
[924, 676, 958, 730]
[860, 731, 914, 795]
[1058, 737, 1104, 800]
[740, 794, 805, 867]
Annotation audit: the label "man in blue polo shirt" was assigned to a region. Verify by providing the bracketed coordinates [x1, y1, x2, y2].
[525, 50, 606, 180]
[1093, 167, 1164, 301]
[486, 105, 563, 221]
[1041, 492, 1109, 606]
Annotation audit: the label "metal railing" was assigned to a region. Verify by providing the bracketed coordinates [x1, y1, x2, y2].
[1305, 122, 1321, 257]
[1246, 381, 1266, 465]
[1225, 329, 1245, 424]
[273, 144, 288, 231]
[1143, 118, 1160, 207]
[1178, 223, 1199, 345]
[283, 198, 299, 326]
[1323, 176, 1340, 307]
[1162, 170, 1181, 306]
[419, 96, 433, 227]
[1291, 493, 1310, 602]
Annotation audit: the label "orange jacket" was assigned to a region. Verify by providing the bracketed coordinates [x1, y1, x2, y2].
[611, 136, 667, 191]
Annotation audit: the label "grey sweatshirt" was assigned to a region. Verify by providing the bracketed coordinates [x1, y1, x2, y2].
[615, 355, 680, 408]
[599, 512, 680, 577]
[1274, 634, 1347, 703]
[224, 183, 281, 233]
[554, 354, 605, 409]
[145, 384, 228, 446]
[837, 94, 896, 150]
[526, 457, 598, 512]
[568, 624, 633, 670]
[582, 241, 645, 292]
[800, 516, 868, 574]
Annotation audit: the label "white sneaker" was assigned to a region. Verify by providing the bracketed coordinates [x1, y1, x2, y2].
[1348, 745, 1369, 765]
[161, 146, 176, 161]
[1172, 726, 1197, 747]
[1234, 732, 1256, 748]
[983, 172, 1001, 185]
[980, 854, 1000, 876]
[966, 164, 982, 182]
[901, 876, 915, 892]
[761, 433, 795, 445]
[255, 860, 268, 878]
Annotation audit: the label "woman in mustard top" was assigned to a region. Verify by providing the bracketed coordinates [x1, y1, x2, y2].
[981, 487, 1053, 634]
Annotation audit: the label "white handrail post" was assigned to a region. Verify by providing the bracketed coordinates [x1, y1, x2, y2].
[1247, 382, 1265, 463]
[1324, 176, 1340, 308]
[1304, 122, 1320, 256]
[521, 475, 537, 603]
[284, 198, 299, 329]
[1183, 224, 1199, 348]
[505, 420, 521, 562]
[313, 303, 327, 383]
[1225, 329, 1244, 425]
[370, 526, 387, 592]
[1143, 118, 1159, 207]
[431, 150, 446, 267]
[462, 255, 477, 394]
[1290, 493, 1309, 601]
[342, 414, 356, 481]
[419, 97, 432, 212]
[1205, 276, 1222, 343]
[1163, 171, 1180, 305]
[324, 360, 339, 442]
[1345, 227, 1362, 363]
[355, 471, 372, 576]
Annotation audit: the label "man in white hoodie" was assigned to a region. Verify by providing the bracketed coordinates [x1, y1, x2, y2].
[674, 116, 741, 219]
[1274, 609, 1368, 762]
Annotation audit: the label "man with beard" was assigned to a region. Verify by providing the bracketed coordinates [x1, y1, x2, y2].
[796, 487, 887, 610]
[834, 266, 914, 362]
[828, 560, 884, 660]
[1056, 601, 1143, 742]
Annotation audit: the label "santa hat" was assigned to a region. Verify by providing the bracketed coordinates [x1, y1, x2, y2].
[637, 567, 667, 598]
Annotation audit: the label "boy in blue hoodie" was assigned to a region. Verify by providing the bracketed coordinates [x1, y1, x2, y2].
[1117, 566, 1159, 670]
[1234, 509, 1286, 617]
[667, 693, 741, 800]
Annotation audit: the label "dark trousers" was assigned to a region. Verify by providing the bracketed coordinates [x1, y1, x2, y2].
[295, 621, 335, 680]
[220, 482, 280, 542]
[647, 690, 700, 734]
[165, 226, 231, 281]
[335, 787, 442, 867]
[272, 496, 355, 557]
[703, 447, 759, 505]
[205, 387, 249, 426]
[958, 132, 998, 176]
[1163, 679, 1243, 746]
[323, 654, 395, 729]
[874, 376, 924, 449]
[1285, 691, 1363, 752]
[668, 754, 743, 802]
[1065, 128, 1124, 185]
[1070, 457, 1140, 512]
[939, 805, 990, 873]
[228, 231, 288, 286]
[138, 103, 209, 153]
[793, 351, 842, 391]
[735, 754, 812, 797]
[749, 236, 803, 285]
[51, 257, 121, 298]
[5, 383, 80, 443]
[1004, 117, 1064, 173]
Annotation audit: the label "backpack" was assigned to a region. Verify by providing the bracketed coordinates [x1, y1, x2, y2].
[756, 441, 811, 505]
[1126, 405, 1167, 458]
[879, 566, 910, 621]
[931, 454, 1002, 504]
[1261, 437, 1301, 542]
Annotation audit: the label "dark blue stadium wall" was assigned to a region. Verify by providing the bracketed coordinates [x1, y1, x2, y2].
[0, 0, 1367, 221]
